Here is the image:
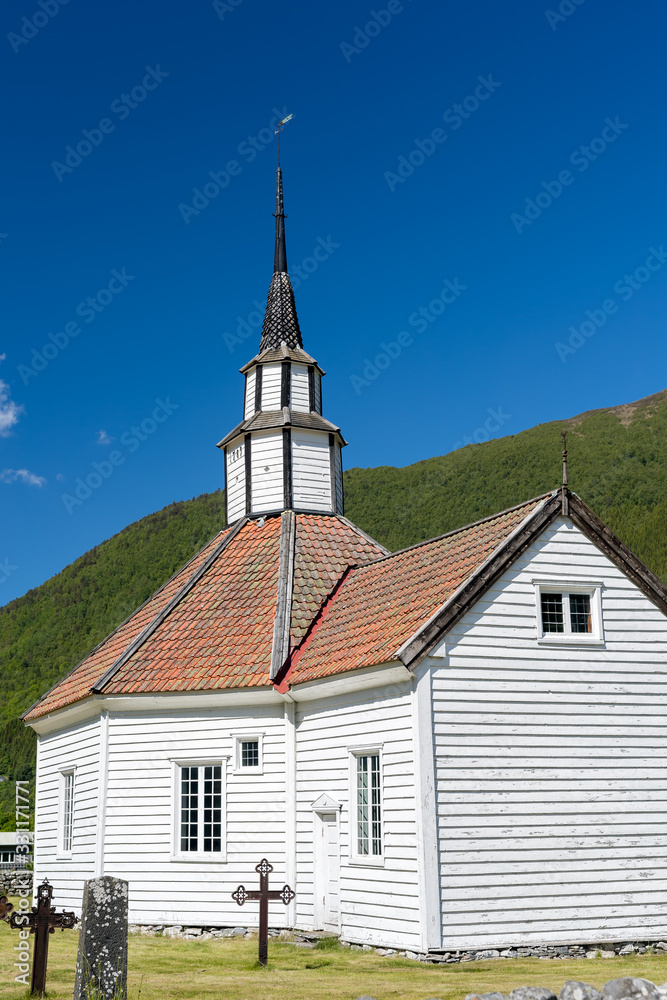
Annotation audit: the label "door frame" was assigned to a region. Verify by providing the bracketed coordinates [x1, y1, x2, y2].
[311, 793, 342, 932]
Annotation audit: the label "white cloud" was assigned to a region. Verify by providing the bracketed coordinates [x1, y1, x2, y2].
[0, 379, 23, 436]
[0, 468, 47, 487]
[56, 472, 65, 481]
[96, 430, 113, 446]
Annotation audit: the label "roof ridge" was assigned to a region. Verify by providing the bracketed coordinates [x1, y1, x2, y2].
[352, 491, 556, 569]
[269, 510, 297, 680]
[21, 525, 231, 721]
[274, 562, 357, 692]
[91, 517, 248, 695]
[333, 514, 391, 558]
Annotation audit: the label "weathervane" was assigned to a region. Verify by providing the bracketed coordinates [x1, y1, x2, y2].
[274, 112, 293, 164]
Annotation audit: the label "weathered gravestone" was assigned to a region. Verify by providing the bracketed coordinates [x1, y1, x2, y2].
[73, 876, 128, 1000]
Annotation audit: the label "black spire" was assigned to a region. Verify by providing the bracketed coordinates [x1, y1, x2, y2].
[259, 167, 303, 352]
[274, 165, 287, 273]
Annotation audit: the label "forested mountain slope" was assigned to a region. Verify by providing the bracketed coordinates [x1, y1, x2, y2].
[2, 389, 666, 828]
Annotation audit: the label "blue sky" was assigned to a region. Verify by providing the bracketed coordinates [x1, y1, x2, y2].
[1, 0, 665, 604]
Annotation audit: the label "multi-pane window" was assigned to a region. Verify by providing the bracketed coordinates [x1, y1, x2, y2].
[569, 594, 592, 632]
[179, 764, 222, 855]
[356, 754, 382, 857]
[234, 735, 263, 772]
[241, 740, 259, 768]
[61, 771, 74, 854]
[540, 591, 594, 635]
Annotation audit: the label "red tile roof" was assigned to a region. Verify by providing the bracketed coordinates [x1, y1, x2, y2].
[290, 515, 386, 645]
[23, 514, 386, 720]
[23, 499, 549, 721]
[104, 517, 283, 696]
[283, 497, 547, 686]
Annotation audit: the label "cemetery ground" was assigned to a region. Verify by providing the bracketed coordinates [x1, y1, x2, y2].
[2, 912, 667, 1000]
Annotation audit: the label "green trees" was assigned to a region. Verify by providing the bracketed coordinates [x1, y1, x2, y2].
[1, 391, 666, 828]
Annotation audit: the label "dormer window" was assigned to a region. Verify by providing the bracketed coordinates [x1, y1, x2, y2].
[533, 581, 603, 643]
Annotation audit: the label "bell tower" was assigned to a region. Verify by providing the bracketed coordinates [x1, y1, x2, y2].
[218, 166, 345, 523]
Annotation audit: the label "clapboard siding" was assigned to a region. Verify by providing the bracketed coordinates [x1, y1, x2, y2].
[295, 685, 421, 949]
[292, 430, 331, 511]
[260, 364, 282, 410]
[103, 707, 287, 925]
[249, 431, 283, 511]
[291, 364, 309, 413]
[244, 369, 257, 419]
[333, 442, 344, 513]
[34, 718, 100, 910]
[225, 437, 246, 522]
[428, 516, 667, 949]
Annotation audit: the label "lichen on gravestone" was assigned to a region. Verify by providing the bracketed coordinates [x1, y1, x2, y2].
[73, 876, 128, 1000]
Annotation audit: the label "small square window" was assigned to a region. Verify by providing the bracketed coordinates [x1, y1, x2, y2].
[234, 734, 264, 773]
[241, 740, 259, 768]
[535, 583, 602, 643]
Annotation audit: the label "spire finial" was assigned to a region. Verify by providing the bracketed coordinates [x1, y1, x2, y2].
[259, 145, 304, 352]
[561, 431, 569, 514]
[274, 112, 292, 168]
[272, 114, 292, 274]
[273, 165, 287, 273]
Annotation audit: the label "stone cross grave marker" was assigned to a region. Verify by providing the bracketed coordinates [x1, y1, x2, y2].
[7, 879, 77, 997]
[73, 876, 129, 1000]
[232, 858, 295, 965]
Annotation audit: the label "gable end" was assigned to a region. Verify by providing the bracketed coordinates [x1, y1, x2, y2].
[398, 490, 667, 669]
[567, 493, 667, 617]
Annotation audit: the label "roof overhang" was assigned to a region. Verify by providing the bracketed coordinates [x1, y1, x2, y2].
[239, 344, 325, 376]
[217, 409, 347, 450]
[286, 661, 411, 701]
[26, 687, 282, 735]
[27, 662, 411, 735]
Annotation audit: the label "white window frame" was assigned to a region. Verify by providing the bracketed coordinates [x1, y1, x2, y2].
[233, 733, 264, 774]
[532, 579, 604, 645]
[348, 744, 384, 868]
[171, 760, 227, 862]
[57, 768, 75, 860]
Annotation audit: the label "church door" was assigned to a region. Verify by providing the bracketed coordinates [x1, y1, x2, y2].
[314, 811, 340, 931]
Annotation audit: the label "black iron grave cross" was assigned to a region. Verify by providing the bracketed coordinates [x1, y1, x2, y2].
[232, 858, 295, 965]
[8, 878, 77, 996]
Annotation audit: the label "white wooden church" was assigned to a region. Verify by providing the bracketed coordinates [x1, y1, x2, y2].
[25, 168, 667, 954]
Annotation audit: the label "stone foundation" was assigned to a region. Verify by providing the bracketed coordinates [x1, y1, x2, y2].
[0, 870, 33, 896]
[126, 926, 667, 963]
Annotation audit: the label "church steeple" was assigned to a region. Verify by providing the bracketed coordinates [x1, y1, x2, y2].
[259, 167, 303, 352]
[218, 165, 345, 524]
[273, 165, 287, 273]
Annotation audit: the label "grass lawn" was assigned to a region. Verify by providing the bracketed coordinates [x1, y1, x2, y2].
[3, 913, 667, 1000]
